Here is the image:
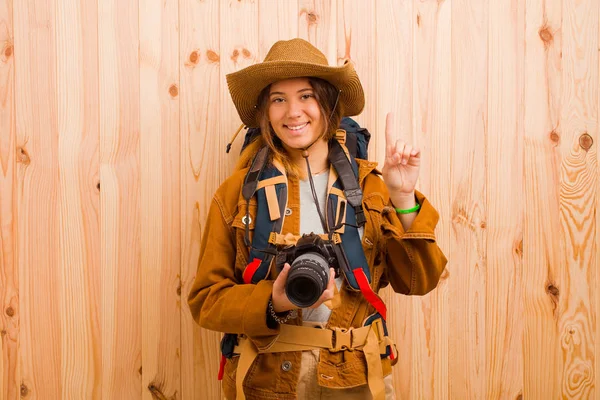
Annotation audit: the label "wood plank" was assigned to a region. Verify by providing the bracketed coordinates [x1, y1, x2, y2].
[0, 0, 17, 398]
[374, 1, 414, 397]
[337, 0, 375, 131]
[596, 3, 600, 398]
[449, 0, 488, 398]
[409, 0, 451, 398]
[375, 0, 411, 167]
[258, 0, 298, 59]
[298, 0, 337, 65]
[486, 0, 525, 398]
[523, 0, 563, 397]
[219, 0, 258, 175]
[54, 0, 100, 397]
[98, 0, 142, 396]
[179, 0, 222, 398]
[13, 0, 62, 397]
[187, 2, 260, 398]
[139, 0, 181, 398]
[558, 0, 598, 397]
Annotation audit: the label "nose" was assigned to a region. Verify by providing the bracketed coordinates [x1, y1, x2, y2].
[286, 98, 302, 119]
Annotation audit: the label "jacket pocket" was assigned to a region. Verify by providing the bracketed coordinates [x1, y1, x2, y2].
[361, 194, 386, 289]
[223, 355, 240, 385]
[362, 193, 385, 246]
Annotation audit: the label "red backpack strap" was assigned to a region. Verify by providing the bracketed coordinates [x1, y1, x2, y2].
[353, 268, 387, 321]
[242, 258, 261, 284]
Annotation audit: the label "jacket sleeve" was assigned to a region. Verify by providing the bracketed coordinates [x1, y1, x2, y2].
[187, 194, 280, 350]
[380, 190, 448, 295]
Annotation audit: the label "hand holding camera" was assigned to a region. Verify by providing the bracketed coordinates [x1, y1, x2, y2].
[271, 233, 345, 311]
[272, 262, 336, 313]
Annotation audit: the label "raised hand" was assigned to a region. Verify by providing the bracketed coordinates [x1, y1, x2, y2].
[381, 112, 421, 198]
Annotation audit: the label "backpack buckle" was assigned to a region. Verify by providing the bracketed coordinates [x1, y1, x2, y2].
[331, 327, 353, 352]
[334, 129, 347, 144]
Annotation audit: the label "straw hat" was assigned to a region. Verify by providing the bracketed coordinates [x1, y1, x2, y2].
[226, 38, 365, 128]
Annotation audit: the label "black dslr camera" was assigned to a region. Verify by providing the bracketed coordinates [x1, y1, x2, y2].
[276, 233, 349, 308]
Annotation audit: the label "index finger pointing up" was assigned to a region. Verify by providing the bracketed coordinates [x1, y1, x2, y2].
[385, 112, 395, 158]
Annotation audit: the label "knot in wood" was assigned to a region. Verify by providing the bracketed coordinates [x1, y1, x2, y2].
[539, 27, 553, 44]
[546, 284, 559, 297]
[17, 147, 30, 165]
[579, 133, 593, 151]
[206, 50, 220, 63]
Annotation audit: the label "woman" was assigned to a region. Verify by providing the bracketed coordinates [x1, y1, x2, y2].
[188, 38, 447, 400]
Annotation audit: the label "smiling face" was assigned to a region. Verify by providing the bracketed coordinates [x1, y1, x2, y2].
[267, 78, 326, 151]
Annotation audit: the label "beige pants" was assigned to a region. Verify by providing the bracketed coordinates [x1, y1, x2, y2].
[296, 349, 396, 400]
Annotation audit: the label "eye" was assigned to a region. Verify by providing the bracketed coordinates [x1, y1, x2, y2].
[271, 97, 285, 103]
[301, 93, 315, 100]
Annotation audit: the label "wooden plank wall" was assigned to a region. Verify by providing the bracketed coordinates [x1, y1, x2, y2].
[0, 0, 599, 399]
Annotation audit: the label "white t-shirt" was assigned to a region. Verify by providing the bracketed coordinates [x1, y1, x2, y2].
[298, 169, 343, 322]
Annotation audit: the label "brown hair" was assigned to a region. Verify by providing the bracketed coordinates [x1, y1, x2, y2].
[247, 77, 344, 177]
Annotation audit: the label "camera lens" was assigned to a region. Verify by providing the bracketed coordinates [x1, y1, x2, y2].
[285, 252, 330, 308]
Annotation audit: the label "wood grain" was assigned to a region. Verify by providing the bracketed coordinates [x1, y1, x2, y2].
[486, 0, 525, 397]
[258, 0, 298, 59]
[3, 0, 600, 398]
[337, 0, 376, 131]
[375, 0, 412, 167]
[180, 0, 222, 398]
[596, 3, 600, 398]
[55, 0, 101, 396]
[98, 0, 142, 396]
[139, 0, 181, 398]
[558, 0, 598, 398]
[0, 0, 16, 398]
[375, 1, 414, 397]
[219, 0, 259, 172]
[449, 0, 488, 398]
[13, 0, 62, 397]
[523, 0, 563, 397]
[410, 0, 451, 398]
[299, 0, 337, 65]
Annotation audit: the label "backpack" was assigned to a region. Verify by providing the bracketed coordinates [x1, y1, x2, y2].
[217, 119, 395, 381]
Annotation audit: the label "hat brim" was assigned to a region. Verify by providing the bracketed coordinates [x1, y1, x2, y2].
[226, 60, 365, 128]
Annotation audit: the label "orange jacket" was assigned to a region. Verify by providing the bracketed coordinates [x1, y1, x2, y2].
[188, 158, 447, 400]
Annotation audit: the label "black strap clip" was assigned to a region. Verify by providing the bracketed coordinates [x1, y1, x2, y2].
[220, 333, 239, 359]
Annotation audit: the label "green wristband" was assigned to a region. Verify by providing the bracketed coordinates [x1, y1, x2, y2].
[395, 203, 420, 214]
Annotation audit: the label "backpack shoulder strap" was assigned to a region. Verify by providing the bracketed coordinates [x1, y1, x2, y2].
[242, 145, 269, 200]
[328, 140, 366, 227]
[241, 146, 270, 246]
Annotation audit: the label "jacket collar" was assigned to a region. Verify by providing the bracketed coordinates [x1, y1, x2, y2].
[356, 158, 380, 185]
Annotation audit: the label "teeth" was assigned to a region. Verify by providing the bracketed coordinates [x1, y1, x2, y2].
[287, 123, 308, 131]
